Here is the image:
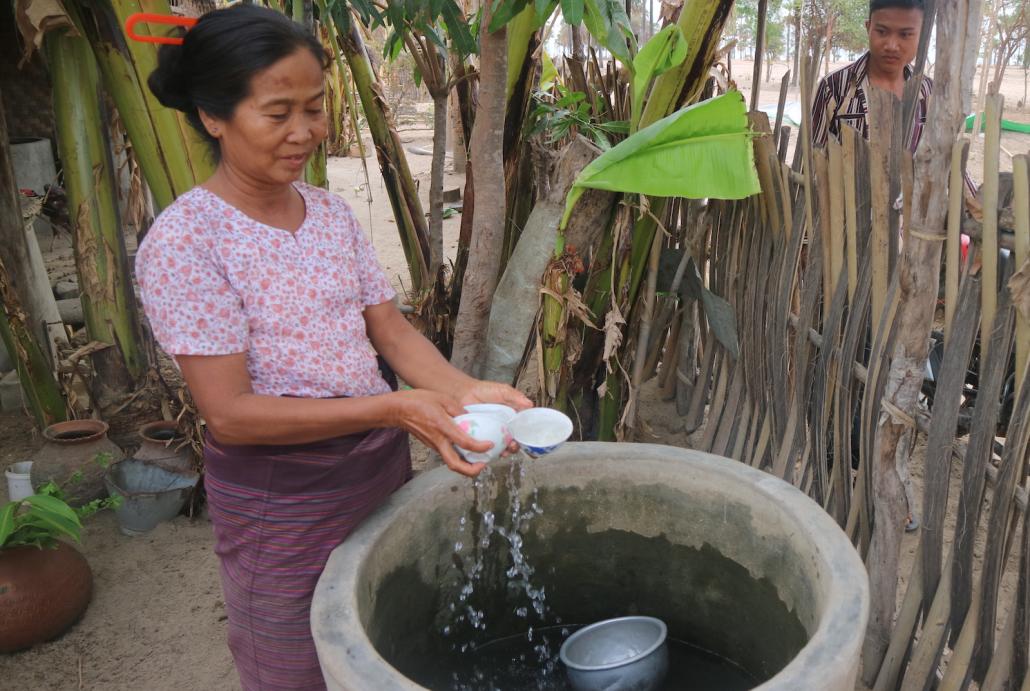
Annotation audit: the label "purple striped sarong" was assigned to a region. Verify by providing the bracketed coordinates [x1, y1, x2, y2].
[203, 427, 411, 691]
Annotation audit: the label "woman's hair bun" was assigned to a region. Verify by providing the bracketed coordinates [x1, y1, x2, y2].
[147, 37, 193, 113]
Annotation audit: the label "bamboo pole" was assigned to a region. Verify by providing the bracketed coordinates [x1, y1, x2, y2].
[1016, 154, 1030, 389]
[336, 14, 431, 294]
[47, 29, 147, 407]
[749, 0, 768, 112]
[982, 93, 1003, 360]
[945, 139, 970, 340]
[828, 139, 845, 299]
[842, 127, 858, 301]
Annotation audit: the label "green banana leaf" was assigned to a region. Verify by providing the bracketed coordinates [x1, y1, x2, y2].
[559, 90, 760, 231]
[539, 50, 559, 92]
[631, 24, 688, 132]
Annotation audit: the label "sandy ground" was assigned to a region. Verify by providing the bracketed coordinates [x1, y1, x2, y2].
[4, 59, 1029, 690]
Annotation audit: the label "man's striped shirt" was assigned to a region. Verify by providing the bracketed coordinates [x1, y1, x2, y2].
[811, 51, 976, 196]
[811, 52, 931, 153]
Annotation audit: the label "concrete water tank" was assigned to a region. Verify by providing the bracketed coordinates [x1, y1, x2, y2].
[312, 442, 869, 690]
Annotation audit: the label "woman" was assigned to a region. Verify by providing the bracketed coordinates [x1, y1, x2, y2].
[138, 6, 531, 689]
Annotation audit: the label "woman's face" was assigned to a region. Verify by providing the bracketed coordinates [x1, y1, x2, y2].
[203, 48, 327, 186]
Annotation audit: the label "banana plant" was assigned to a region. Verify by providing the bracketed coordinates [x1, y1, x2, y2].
[47, 28, 149, 411]
[540, 91, 760, 415]
[58, 0, 214, 212]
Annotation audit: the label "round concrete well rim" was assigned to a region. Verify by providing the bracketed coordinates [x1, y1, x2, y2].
[312, 442, 869, 691]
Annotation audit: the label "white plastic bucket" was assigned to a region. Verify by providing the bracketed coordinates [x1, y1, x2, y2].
[5, 461, 34, 501]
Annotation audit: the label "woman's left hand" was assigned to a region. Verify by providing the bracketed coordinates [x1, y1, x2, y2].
[457, 380, 533, 411]
[458, 380, 534, 456]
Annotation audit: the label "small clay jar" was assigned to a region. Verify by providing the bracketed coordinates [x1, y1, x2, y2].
[31, 420, 123, 507]
[134, 421, 192, 473]
[0, 541, 93, 652]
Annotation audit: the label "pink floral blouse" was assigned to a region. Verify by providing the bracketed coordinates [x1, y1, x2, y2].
[136, 183, 395, 398]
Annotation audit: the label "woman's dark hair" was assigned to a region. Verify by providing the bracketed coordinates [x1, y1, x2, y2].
[148, 4, 328, 153]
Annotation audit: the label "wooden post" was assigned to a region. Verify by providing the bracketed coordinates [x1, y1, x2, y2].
[861, 0, 986, 681]
[749, 0, 768, 112]
[1015, 154, 1030, 389]
[981, 93, 1003, 360]
[945, 139, 970, 340]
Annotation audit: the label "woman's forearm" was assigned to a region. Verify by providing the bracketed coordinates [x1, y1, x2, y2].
[367, 303, 477, 398]
[205, 390, 399, 445]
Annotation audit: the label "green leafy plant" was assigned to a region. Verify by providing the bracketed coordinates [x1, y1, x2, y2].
[558, 90, 762, 232]
[0, 455, 122, 550]
[530, 85, 629, 150]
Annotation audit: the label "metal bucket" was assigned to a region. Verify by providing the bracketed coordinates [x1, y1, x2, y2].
[104, 459, 199, 536]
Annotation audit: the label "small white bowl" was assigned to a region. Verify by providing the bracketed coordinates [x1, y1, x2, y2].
[451, 413, 507, 464]
[463, 403, 518, 425]
[508, 407, 573, 458]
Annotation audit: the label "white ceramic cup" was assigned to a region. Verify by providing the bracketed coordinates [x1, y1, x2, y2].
[451, 413, 508, 464]
[508, 408, 574, 458]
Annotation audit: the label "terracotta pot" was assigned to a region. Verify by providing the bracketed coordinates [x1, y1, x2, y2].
[135, 421, 192, 473]
[31, 420, 124, 507]
[0, 542, 93, 652]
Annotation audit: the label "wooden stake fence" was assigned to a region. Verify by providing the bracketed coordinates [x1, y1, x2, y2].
[657, 97, 1030, 689]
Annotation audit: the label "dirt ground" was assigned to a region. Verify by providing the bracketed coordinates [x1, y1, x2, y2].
[3, 58, 1029, 691]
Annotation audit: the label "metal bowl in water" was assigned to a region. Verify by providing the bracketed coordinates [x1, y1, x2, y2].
[559, 616, 669, 691]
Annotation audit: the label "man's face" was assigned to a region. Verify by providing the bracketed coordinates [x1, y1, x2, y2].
[865, 8, 923, 73]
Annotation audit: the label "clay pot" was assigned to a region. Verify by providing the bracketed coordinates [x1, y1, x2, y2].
[31, 420, 123, 507]
[0, 542, 93, 652]
[135, 421, 192, 473]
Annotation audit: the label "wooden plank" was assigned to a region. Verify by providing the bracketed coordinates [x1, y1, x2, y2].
[773, 71, 790, 153]
[982, 602, 1017, 691]
[866, 87, 897, 329]
[778, 125, 791, 164]
[749, 0, 769, 113]
[950, 292, 1015, 638]
[945, 139, 971, 340]
[814, 151, 833, 318]
[773, 226, 823, 480]
[1014, 154, 1029, 390]
[981, 93, 1003, 361]
[1017, 466, 1030, 683]
[828, 139, 846, 295]
[920, 275, 981, 611]
[873, 551, 924, 690]
[842, 126, 860, 301]
[974, 307, 1030, 680]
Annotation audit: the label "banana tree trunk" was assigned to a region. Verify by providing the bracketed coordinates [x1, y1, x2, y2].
[500, 7, 543, 272]
[450, 4, 507, 375]
[67, 0, 213, 212]
[0, 92, 67, 427]
[558, 0, 735, 437]
[48, 30, 147, 409]
[430, 91, 448, 277]
[338, 18, 430, 294]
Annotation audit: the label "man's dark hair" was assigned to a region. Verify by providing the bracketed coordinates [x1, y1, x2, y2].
[869, 0, 924, 13]
[148, 5, 328, 156]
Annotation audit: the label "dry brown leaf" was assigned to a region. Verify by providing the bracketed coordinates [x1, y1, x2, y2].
[601, 303, 626, 374]
[1009, 257, 1030, 323]
[14, 0, 74, 65]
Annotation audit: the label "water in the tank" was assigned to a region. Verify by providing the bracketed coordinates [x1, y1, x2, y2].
[418, 624, 758, 691]
[377, 455, 805, 691]
[445, 459, 553, 659]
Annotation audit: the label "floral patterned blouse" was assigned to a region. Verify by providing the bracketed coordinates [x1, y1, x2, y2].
[136, 182, 395, 398]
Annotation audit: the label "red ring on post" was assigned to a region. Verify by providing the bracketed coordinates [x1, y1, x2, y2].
[124, 13, 198, 45]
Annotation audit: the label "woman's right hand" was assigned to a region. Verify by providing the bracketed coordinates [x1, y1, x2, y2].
[388, 389, 491, 478]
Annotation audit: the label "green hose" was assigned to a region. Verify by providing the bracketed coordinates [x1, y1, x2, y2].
[964, 114, 1030, 134]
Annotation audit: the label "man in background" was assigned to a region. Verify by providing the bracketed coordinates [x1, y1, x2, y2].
[811, 0, 928, 152]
